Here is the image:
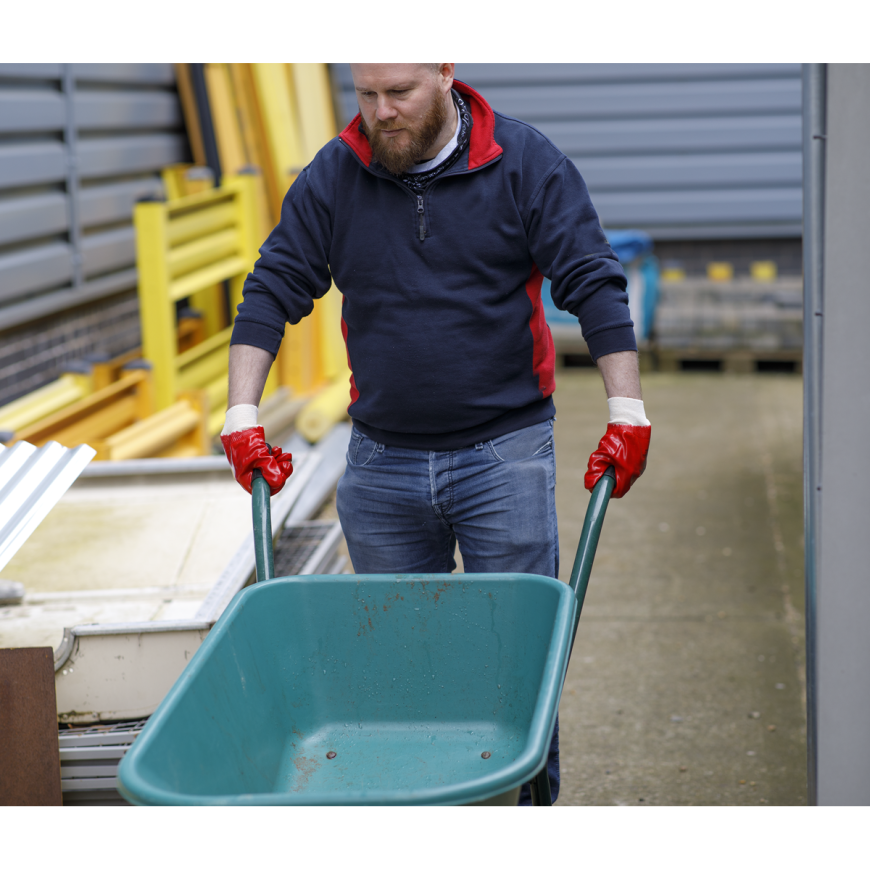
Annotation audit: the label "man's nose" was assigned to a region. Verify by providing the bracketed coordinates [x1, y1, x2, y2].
[376, 97, 398, 122]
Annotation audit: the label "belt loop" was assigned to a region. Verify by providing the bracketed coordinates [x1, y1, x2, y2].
[474, 442, 484, 450]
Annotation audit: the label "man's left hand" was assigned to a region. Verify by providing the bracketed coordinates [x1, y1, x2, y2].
[584, 396, 651, 498]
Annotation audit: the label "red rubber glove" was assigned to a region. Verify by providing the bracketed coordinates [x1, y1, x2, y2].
[220, 426, 293, 496]
[585, 424, 651, 499]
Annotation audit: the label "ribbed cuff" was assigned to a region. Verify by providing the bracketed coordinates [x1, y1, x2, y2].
[230, 319, 285, 356]
[585, 325, 638, 362]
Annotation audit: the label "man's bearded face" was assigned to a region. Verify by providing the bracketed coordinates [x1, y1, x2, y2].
[360, 85, 449, 176]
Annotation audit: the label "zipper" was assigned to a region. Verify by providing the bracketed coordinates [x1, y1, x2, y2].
[339, 138, 505, 243]
[416, 195, 426, 241]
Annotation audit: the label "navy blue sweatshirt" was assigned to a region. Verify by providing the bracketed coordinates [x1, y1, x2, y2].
[231, 80, 636, 450]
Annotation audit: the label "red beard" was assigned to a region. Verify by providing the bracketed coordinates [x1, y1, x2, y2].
[360, 91, 449, 176]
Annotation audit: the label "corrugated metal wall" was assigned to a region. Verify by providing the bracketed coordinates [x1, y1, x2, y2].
[331, 63, 803, 240]
[0, 64, 188, 405]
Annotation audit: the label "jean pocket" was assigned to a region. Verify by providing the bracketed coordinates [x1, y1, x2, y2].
[347, 429, 381, 467]
[487, 419, 554, 463]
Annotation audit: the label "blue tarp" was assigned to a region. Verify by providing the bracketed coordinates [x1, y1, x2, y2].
[541, 229, 658, 340]
[605, 230, 654, 266]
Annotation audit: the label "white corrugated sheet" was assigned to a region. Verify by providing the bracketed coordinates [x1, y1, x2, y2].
[0, 440, 95, 573]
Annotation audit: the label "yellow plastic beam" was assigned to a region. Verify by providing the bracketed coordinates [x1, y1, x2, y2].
[167, 228, 241, 279]
[9, 370, 152, 449]
[165, 185, 235, 215]
[91, 348, 142, 391]
[167, 202, 236, 246]
[291, 63, 338, 162]
[0, 372, 93, 436]
[97, 393, 207, 461]
[204, 373, 229, 413]
[188, 285, 227, 338]
[251, 64, 304, 201]
[169, 257, 247, 303]
[223, 174, 261, 313]
[316, 286, 351, 383]
[229, 64, 282, 226]
[173, 65, 206, 167]
[295, 376, 352, 444]
[136, 200, 179, 410]
[204, 64, 249, 175]
[177, 351, 232, 395]
[207, 405, 227, 439]
[276, 318, 320, 397]
[136, 177, 262, 414]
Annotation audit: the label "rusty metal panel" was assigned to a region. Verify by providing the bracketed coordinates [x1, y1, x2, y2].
[0, 441, 95, 574]
[0, 647, 63, 805]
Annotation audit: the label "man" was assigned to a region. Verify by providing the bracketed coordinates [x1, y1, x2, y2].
[220, 64, 651, 804]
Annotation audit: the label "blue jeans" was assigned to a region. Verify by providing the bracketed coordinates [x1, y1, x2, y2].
[336, 418, 561, 804]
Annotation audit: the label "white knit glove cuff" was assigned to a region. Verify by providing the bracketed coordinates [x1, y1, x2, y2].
[221, 404, 258, 436]
[608, 397, 650, 427]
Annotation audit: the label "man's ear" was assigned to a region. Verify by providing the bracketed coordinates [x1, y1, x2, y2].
[439, 63, 455, 91]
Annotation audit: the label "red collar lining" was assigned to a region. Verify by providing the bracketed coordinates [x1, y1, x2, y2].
[338, 78, 502, 171]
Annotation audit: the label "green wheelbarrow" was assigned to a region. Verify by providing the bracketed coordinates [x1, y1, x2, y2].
[117, 467, 615, 806]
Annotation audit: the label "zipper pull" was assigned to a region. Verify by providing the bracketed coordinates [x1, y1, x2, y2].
[416, 195, 426, 241]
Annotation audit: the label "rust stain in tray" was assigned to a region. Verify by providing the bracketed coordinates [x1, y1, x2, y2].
[290, 754, 321, 792]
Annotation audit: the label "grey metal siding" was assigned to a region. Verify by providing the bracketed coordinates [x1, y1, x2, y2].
[0, 64, 64, 79]
[0, 64, 187, 323]
[331, 63, 803, 239]
[0, 63, 188, 406]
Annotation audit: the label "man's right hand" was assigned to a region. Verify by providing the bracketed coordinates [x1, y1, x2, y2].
[220, 424, 293, 496]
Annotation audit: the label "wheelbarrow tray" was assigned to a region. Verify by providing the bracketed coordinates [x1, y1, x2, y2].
[118, 570, 576, 806]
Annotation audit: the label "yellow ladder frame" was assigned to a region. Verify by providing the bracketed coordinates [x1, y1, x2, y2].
[135, 174, 277, 436]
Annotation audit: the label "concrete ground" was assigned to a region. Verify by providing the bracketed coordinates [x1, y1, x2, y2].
[554, 369, 806, 806]
[322, 368, 807, 806]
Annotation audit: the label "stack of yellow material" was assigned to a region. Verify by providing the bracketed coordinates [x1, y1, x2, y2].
[0, 355, 209, 461]
[0, 65, 353, 459]
[134, 173, 278, 439]
[174, 64, 352, 440]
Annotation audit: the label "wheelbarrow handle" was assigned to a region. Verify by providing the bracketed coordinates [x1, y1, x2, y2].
[251, 469, 275, 583]
[568, 466, 615, 617]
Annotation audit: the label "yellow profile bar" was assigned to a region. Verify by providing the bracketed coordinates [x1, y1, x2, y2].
[168, 228, 241, 279]
[0, 373, 93, 436]
[167, 202, 237, 247]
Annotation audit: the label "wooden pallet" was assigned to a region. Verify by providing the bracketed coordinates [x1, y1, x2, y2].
[654, 347, 803, 374]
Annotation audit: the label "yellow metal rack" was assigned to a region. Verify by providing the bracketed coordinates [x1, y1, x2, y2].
[0, 370, 94, 438]
[6, 366, 153, 451]
[0, 64, 354, 458]
[134, 173, 277, 437]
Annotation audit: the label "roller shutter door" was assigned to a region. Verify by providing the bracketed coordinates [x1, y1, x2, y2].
[330, 63, 802, 240]
[0, 64, 188, 405]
